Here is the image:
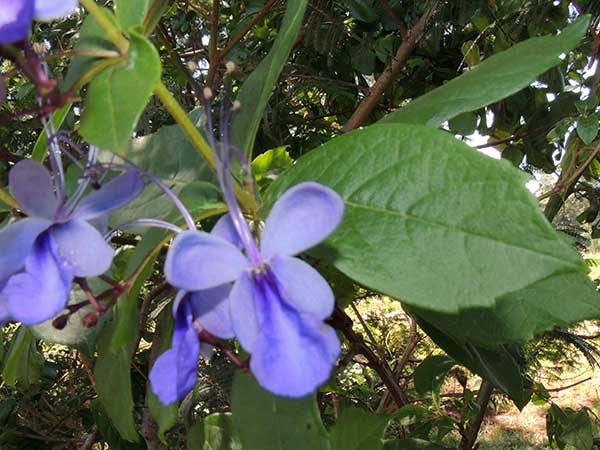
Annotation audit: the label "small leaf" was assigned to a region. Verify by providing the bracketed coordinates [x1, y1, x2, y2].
[576, 114, 599, 144]
[231, 0, 308, 161]
[63, 9, 119, 90]
[80, 31, 161, 153]
[1, 326, 44, 389]
[203, 413, 242, 450]
[330, 406, 389, 450]
[231, 372, 330, 450]
[251, 146, 294, 190]
[186, 421, 205, 450]
[380, 17, 590, 127]
[448, 111, 478, 136]
[413, 355, 455, 397]
[343, 0, 379, 23]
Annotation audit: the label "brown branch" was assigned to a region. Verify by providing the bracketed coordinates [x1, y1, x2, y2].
[377, 318, 421, 413]
[380, 0, 407, 38]
[219, 0, 279, 61]
[205, 0, 221, 88]
[331, 307, 409, 407]
[459, 380, 494, 450]
[539, 140, 600, 202]
[546, 376, 591, 392]
[342, 6, 437, 132]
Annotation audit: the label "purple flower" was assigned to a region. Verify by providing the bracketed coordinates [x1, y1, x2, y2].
[159, 182, 344, 399]
[0, 0, 78, 44]
[0, 159, 143, 325]
[149, 215, 237, 405]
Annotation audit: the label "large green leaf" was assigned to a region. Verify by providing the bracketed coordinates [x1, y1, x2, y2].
[379, 17, 589, 127]
[231, 373, 331, 450]
[265, 124, 584, 314]
[80, 31, 161, 153]
[330, 406, 389, 450]
[231, 0, 308, 160]
[114, 0, 151, 29]
[411, 271, 600, 346]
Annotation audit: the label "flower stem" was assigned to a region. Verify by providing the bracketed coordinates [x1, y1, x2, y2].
[154, 83, 257, 212]
[154, 82, 216, 170]
[79, 0, 129, 54]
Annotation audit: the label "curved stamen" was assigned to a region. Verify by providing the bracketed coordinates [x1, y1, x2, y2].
[104, 218, 183, 241]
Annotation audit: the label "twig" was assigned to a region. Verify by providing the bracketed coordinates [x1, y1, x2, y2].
[459, 380, 494, 450]
[377, 318, 421, 413]
[219, 0, 279, 61]
[539, 140, 600, 201]
[331, 307, 408, 407]
[546, 376, 592, 392]
[379, 0, 407, 38]
[343, 5, 438, 131]
[205, 0, 221, 87]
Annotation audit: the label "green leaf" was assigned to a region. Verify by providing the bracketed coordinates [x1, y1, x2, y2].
[203, 413, 242, 450]
[330, 406, 389, 450]
[577, 113, 599, 144]
[147, 309, 178, 443]
[265, 124, 584, 313]
[63, 9, 119, 90]
[343, 0, 379, 22]
[251, 146, 294, 190]
[411, 313, 532, 409]
[231, 0, 308, 161]
[109, 111, 214, 224]
[186, 421, 205, 450]
[80, 30, 161, 154]
[94, 267, 145, 443]
[351, 44, 376, 74]
[409, 271, 600, 346]
[448, 111, 478, 136]
[380, 17, 590, 127]
[382, 439, 451, 450]
[1, 327, 44, 389]
[115, 0, 151, 29]
[231, 372, 331, 450]
[413, 355, 455, 397]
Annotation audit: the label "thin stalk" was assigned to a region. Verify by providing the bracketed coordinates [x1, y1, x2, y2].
[0, 189, 18, 209]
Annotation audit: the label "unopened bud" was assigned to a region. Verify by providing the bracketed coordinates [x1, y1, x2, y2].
[52, 314, 69, 330]
[187, 61, 198, 71]
[232, 100, 241, 111]
[83, 312, 99, 327]
[203, 87, 213, 101]
[225, 61, 236, 74]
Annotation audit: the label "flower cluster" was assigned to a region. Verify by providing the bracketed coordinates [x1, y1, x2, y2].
[0, 92, 344, 403]
[0, 0, 78, 44]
